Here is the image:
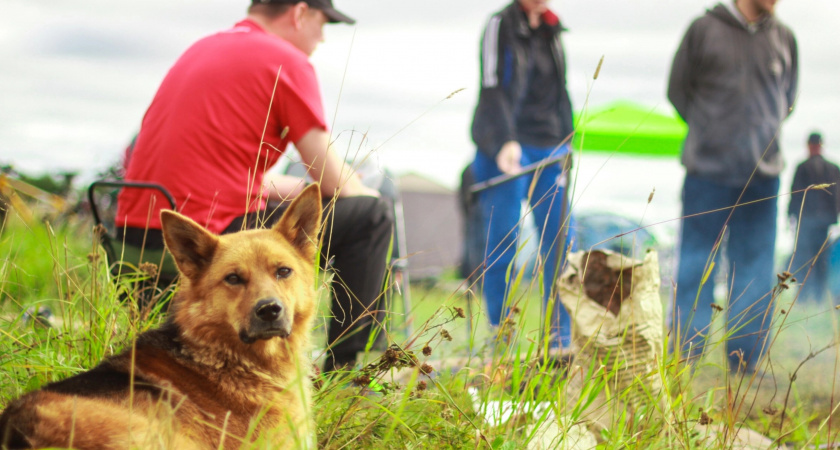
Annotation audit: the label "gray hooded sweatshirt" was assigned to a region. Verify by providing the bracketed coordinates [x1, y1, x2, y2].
[668, 3, 798, 186]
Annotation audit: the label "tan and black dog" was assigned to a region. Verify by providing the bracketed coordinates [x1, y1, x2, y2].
[0, 183, 323, 450]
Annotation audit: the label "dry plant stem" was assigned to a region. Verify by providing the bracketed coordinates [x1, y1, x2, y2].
[774, 339, 839, 444]
[589, 184, 825, 252]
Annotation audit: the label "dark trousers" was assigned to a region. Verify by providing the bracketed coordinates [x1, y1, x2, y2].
[790, 218, 832, 303]
[674, 174, 779, 372]
[123, 195, 394, 372]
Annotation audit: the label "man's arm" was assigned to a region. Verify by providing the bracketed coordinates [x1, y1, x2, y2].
[667, 23, 697, 121]
[294, 127, 379, 198]
[788, 164, 805, 219]
[475, 14, 517, 160]
[785, 32, 799, 118]
[262, 173, 309, 203]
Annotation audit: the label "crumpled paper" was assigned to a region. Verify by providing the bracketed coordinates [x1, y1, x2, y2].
[557, 249, 667, 431]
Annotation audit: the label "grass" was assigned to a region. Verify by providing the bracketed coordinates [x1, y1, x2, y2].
[1, 206, 839, 449]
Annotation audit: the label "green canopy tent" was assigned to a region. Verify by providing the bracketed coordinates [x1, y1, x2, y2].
[572, 100, 687, 157]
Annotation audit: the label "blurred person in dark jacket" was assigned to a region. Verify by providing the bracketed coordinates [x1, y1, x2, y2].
[470, 0, 575, 355]
[667, 0, 798, 373]
[788, 132, 840, 303]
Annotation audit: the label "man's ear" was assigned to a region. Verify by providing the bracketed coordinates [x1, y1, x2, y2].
[273, 183, 322, 260]
[161, 210, 219, 279]
[292, 1, 309, 30]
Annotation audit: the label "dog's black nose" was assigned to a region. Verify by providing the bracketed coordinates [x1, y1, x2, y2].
[255, 299, 284, 322]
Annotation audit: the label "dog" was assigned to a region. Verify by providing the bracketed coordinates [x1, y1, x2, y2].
[0, 183, 323, 450]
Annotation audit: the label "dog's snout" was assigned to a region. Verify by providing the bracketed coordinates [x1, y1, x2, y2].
[244, 298, 292, 342]
[255, 299, 284, 322]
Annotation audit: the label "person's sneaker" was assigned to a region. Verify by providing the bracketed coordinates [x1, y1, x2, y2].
[544, 345, 575, 369]
[484, 325, 515, 359]
[23, 306, 55, 328]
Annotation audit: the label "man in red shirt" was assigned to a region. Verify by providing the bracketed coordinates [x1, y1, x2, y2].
[117, 0, 393, 372]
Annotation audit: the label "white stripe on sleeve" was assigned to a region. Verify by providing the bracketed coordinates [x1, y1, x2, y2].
[482, 16, 501, 88]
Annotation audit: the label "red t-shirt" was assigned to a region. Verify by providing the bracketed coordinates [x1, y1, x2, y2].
[116, 19, 327, 233]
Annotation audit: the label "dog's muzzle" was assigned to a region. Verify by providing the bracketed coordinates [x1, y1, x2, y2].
[239, 298, 293, 344]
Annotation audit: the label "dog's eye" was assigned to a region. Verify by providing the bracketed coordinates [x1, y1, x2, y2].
[275, 267, 292, 280]
[225, 273, 243, 285]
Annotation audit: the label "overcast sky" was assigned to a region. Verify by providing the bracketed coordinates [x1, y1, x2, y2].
[1, 0, 838, 234]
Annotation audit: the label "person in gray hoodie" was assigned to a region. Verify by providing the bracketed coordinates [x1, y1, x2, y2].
[667, 0, 798, 373]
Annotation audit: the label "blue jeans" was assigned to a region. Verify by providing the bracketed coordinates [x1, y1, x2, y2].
[674, 174, 779, 371]
[473, 144, 575, 348]
[790, 218, 832, 302]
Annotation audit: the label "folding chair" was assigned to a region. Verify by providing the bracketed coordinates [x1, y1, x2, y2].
[87, 180, 179, 303]
[281, 160, 413, 337]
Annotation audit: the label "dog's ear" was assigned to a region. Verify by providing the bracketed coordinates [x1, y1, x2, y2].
[161, 210, 220, 279]
[273, 183, 322, 260]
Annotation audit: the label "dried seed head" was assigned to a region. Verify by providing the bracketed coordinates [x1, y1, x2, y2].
[422, 345, 432, 356]
[93, 224, 107, 238]
[593, 55, 604, 80]
[440, 329, 452, 341]
[453, 307, 466, 319]
[419, 363, 434, 375]
[139, 262, 158, 277]
[446, 88, 466, 100]
[383, 348, 399, 368]
[352, 373, 371, 387]
[417, 380, 427, 391]
[699, 411, 713, 425]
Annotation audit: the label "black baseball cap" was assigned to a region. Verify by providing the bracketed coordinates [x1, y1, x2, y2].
[252, 0, 355, 24]
[808, 132, 823, 145]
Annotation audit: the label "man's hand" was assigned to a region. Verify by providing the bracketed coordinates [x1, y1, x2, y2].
[263, 173, 308, 202]
[356, 185, 381, 198]
[788, 216, 797, 233]
[496, 141, 522, 175]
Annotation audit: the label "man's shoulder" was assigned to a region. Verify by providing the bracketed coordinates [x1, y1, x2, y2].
[770, 18, 796, 42]
[491, 3, 522, 27]
[827, 158, 840, 174]
[687, 5, 730, 30]
[196, 21, 309, 63]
